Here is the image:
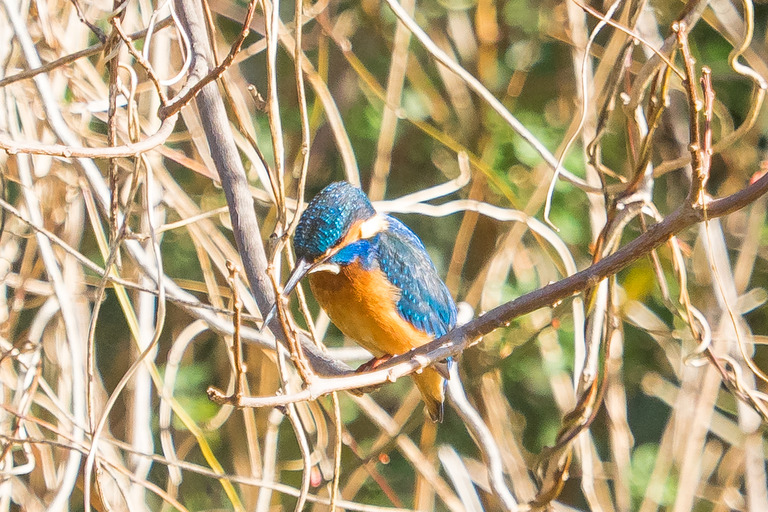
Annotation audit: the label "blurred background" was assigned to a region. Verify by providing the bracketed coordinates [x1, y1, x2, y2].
[1, 0, 767, 510]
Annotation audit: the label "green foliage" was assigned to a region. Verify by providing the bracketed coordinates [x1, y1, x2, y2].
[168, 365, 221, 428]
[631, 443, 677, 507]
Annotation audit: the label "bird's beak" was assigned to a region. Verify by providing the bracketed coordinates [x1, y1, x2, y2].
[282, 257, 314, 298]
[261, 258, 313, 330]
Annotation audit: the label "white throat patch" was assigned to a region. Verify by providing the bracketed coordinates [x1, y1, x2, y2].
[310, 262, 341, 275]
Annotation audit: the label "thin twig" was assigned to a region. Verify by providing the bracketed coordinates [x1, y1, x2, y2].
[157, 0, 258, 119]
[285, 403, 312, 512]
[0, 113, 178, 158]
[111, 18, 169, 104]
[447, 365, 518, 511]
[261, 0, 287, 222]
[0, 17, 173, 89]
[543, 0, 621, 227]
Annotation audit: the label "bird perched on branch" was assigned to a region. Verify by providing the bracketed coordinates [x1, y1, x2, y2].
[277, 181, 457, 422]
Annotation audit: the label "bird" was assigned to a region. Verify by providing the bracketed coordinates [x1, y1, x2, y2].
[275, 181, 457, 422]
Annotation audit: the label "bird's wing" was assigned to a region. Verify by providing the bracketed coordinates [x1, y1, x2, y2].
[377, 217, 457, 338]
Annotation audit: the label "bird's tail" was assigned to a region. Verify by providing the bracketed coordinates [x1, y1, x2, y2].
[413, 367, 446, 422]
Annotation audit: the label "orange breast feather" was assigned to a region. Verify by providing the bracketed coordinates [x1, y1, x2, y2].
[308, 263, 433, 357]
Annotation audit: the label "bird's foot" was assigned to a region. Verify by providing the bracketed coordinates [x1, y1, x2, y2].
[357, 354, 393, 372]
[349, 355, 393, 395]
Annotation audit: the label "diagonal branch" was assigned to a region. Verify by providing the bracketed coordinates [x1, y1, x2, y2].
[213, 169, 768, 407]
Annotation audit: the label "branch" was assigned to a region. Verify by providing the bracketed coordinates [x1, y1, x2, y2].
[171, 0, 350, 376]
[220, 170, 768, 407]
[0, 113, 178, 158]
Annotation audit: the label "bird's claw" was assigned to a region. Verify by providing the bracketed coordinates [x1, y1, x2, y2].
[350, 355, 393, 395]
[357, 354, 393, 373]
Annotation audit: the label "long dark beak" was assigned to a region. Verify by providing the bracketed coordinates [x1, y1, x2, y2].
[261, 258, 313, 330]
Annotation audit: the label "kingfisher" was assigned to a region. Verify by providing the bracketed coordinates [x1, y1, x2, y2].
[275, 181, 457, 422]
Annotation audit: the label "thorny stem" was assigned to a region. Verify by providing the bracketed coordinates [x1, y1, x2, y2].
[229, 262, 245, 401]
[675, 22, 707, 207]
[107, 0, 127, 242]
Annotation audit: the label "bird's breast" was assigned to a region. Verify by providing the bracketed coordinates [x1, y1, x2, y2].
[308, 263, 433, 357]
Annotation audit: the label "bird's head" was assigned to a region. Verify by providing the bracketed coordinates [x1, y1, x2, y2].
[293, 181, 381, 262]
[263, 182, 388, 327]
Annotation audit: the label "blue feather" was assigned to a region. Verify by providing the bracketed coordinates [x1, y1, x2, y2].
[294, 182, 375, 260]
[293, 182, 456, 338]
[292, 182, 456, 421]
[329, 238, 378, 267]
[377, 217, 457, 337]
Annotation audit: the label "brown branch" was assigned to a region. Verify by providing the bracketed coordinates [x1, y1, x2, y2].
[431, 172, 768, 358]
[222, 170, 768, 407]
